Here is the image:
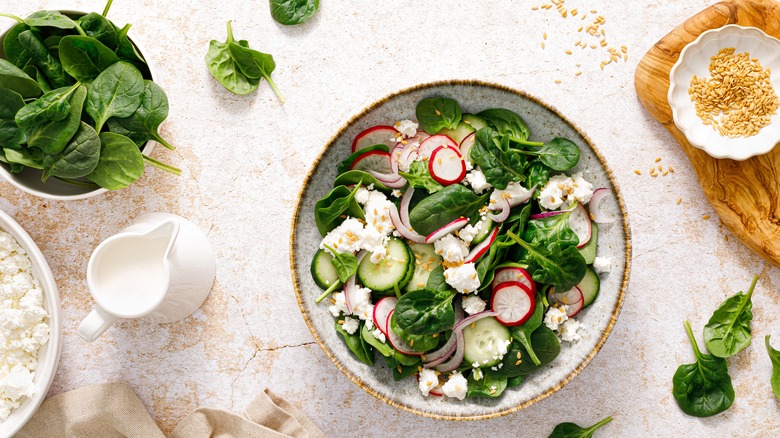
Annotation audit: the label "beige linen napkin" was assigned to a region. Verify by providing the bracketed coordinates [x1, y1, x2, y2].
[17, 382, 326, 438]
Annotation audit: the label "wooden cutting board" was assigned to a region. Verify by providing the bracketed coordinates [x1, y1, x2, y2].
[635, 0, 780, 267]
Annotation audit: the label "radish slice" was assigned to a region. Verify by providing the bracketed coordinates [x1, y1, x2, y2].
[491, 267, 536, 295]
[459, 132, 476, 166]
[589, 188, 617, 224]
[386, 310, 423, 356]
[565, 298, 584, 318]
[464, 227, 499, 263]
[343, 252, 366, 314]
[373, 296, 397, 336]
[418, 135, 458, 161]
[350, 150, 393, 174]
[547, 286, 584, 316]
[428, 146, 466, 185]
[451, 310, 499, 333]
[388, 203, 426, 243]
[399, 187, 415, 229]
[416, 375, 444, 397]
[425, 217, 469, 244]
[367, 170, 407, 188]
[352, 125, 399, 152]
[434, 331, 464, 373]
[487, 198, 511, 223]
[491, 281, 536, 326]
[569, 203, 592, 248]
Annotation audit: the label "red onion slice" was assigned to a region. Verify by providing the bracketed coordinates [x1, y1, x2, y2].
[589, 188, 617, 224]
[367, 170, 407, 188]
[425, 217, 469, 244]
[434, 331, 465, 373]
[399, 187, 415, 229]
[452, 310, 499, 333]
[388, 203, 426, 243]
[487, 198, 511, 223]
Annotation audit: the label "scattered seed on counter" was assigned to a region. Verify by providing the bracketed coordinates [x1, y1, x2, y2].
[676, 198, 682, 205]
[702, 215, 711, 220]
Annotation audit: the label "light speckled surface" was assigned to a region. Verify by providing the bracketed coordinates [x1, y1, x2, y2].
[1, 0, 779, 436]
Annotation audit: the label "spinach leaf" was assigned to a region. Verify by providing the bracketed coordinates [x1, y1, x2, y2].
[394, 288, 456, 335]
[107, 80, 175, 150]
[415, 97, 462, 134]
[398, 160, 443, 194]
[672, 320, 734, 417]
[87, 132, 145, 190]
[0, 58, 41, 98]
[549, 416, 613, 438]
[314, 184, 365, 236]
[425, 265, 449, 291]
[335, 320, 374, 366]
[42, 122, 100, 181]
[527, 160, 551, 192]
[507, 231, 586, 292]
[86, 61, 144, 132]
[470, 127, 526, 189]
[466, 371, 507, 398]
[323, 244, 358, 283]
[3, 23, 32, 67]
[536, 138, 580, 171]
[385, 355, 421, 381]
[703, 275, 757, 358]
[408, 184, 490, 236]
[766, 335, 780, 400]
[18, 30, 72, 88]
[4, 146, 43, 169]
[510, 293, 544, 366]
[333, 170, 390, 191]
[524, 209, 579, 249]
[59, 35, 119, 83]
[495, 324, 560, 377]
[27, 85, 87, 155]
[78, 12, 117, 49]
[0, 89, 25, 149]
[477, 108, 529, 142]
[389, 314, 438, 352]
[14, 83, 79, 129]
[506, 375, 525, 388]
[361, 323, 418, 366]
[270, 0, 320, 25]
[228, 42, 284, 103]
[336, 144, 389, 175]
[23, 65, 52, 93]
[115, 24, 146, 65]
[23, 11, 78, 29]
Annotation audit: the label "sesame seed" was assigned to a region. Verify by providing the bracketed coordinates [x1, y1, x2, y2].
[655, 157, 662, 162]
[702, 214, 711, 220]
[543, 32, 547, 40]
[676, 197, 682, 205]
[634, 170, 641, 175]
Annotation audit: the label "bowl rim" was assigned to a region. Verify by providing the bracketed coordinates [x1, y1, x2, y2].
[289, 79, 632, 420]
[668, 24, 780, 161]
[0, 209, 61, 435]
[0, 9, 156, 201]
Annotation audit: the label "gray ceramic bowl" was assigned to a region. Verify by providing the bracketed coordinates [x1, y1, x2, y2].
[290, 80, 631, 420]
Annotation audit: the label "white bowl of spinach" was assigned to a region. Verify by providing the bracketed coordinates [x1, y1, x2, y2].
[0, 2, 179, 200]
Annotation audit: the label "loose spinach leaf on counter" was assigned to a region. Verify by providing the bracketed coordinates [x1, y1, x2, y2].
[389, 314, 438, 352]
[467, 371, 508, 398]
[270, 0, 320, 25]
[27, 85, 86, 155]
[548, 416, 613, 438]
[703, 275, 758, 358]
[471, 127, 526, 189]
[15, 83, 80, 129]
[314, 184, 365, 236]
[673, 320, 734, 417]
[478, 108, 530, 142]
[42, 122, 100, 180]
[415, 97, 461, 134]
[0, 89, 26, 149]
[18, 30, 72, 88]
[0, 58, 42, 98]
[228, 39, 285, 103]
[59, 35, 119, 83]
[399, 160, 443, 194]
[408, 184, 490, 236]
[394, 288, 456, 336]
[323, 244, 358, 283]
[507, 231, 586, 292]
[335, 320, 374, 366]
[87, 132, 145, 190]
[510, 294, 544, 366]
[86, 61, 144, 133]
[78, 12, 118, 49]
[765, 335, 780, 400]
[107, 80, 175, 150]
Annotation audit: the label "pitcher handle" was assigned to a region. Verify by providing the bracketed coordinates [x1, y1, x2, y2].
[78, 307, 118, 342]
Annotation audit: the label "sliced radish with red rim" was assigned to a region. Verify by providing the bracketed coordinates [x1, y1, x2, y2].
[350, 150, 393, 174]
[569, 203, 592, 248]
[459, 132, 476, 166]
[589, 188, 617, 224]
[491, 281, 536, 326]
[425, 217, 469, 244]
[386, 310, 422, 356]
[418, 135, 457, 161]
[464, 227, 499, 263]
[352, 126, 399, 152]
[547, 286, 584, 317]
[428, 146, 466, 185]
[491, 266, 536, 295]
[373, 296, 397, 336]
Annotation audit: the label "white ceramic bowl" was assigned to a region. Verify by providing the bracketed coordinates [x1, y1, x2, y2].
[0, 10, 156, 200]
[0, 209, 61, 436]
[668, 25, 780, 160]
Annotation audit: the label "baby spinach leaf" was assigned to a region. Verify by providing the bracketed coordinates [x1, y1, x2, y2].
[471, 127, 526, 189]
[86, 61, 144, 132]
[228, 42, 285, 103]
[14, 83, 79, 129]
[107, 80, 174, 150]
[59, 35, 119, 83]
[510, 294, 544, 366]
[536, 138, 580, 171]
[408, 184, 490, 236]
[466, 371, 507, 398]
[765, 335, 780, 400]
[27, 85, 86, 155]
[3, 23, 32, 67]
[425, 265, 448, 291]
[477, 108, 530, 142]
[389, 314, 438, 352]
[416, 97, 462, 134]
[323, 244, 358, 283]
[0, 58, 41, 98]
[78, 12, 117, 49]
[336, 144, 389, 175]
[270, 0, 320, 25]
[4, 146, 43, 169]
[494, 324, 560, 377]
[42, 122, 100, 181]
[673, 320, 734, 417]
[524, 209, 579, 250]
[115, 24, 146, 65]
[206, 21, 260, 96]
[361, 323, 418, 366]
[527, 160, 551, 193]
[506, 375, 525, 388]
[333, 170, 390, 191]
[0, 89, 25, 149]
[549, 416, 613, 438]
[23, 11, 78, 29]
[22, 65, 52, 93]
[335, 320, 374, 366]
[394, 288, 456, 335]
[87, 132, 145, 190]
[398, 160, 443, 194]
[18, 30, 72, 88]
[314, 184, 365, 236]
[507, 231, 586, 292]
[703, 275, 757, 358]
[387, 356, 421, 381]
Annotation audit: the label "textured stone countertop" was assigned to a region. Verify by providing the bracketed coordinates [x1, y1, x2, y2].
[2, 0, 779, 436]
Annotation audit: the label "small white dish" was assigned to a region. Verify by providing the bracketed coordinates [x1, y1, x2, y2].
[668, 24, 780, 160]
[0, 209, 61, 436]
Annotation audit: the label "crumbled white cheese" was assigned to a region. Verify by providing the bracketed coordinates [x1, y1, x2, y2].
[593, 257, 611, 274]
[371, 328, 386, 343]
[462, 294, 486, 315]
[342, 317, 359, 335]
[559, 318, 584, 343]
[490, 181, 533, 207]
[355, 187, 370, 205]
[464, 169, 492, 194]
[433, 234, 469, 263]
[0, 231, 49, 421]
[458, 220, 483, 244]
[418, 368, 439, 396]
[539, 172, 594, 210]
[543, 305, 569, 331]
[442, 372, 468, 400]
[391, 189, 403, 198]
[320, 218, 366, 255]
[395, 120, 419, 137]
[350, 286, 373, 321]
[328, 292, 349, 317]
[444, 263, 480, 294]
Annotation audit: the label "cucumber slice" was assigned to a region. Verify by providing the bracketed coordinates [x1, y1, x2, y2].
[471, 217, 495, 245]
[578, 221, 598, 264]
[311, 249, 339, 289]
[463, 317, 511, 367]
[404, 242, 442, 292]
[578, 267, 600, 308]
[439, 121, 475, 144]
[357, 238, 413, 292]
[462, 114, 489, 131]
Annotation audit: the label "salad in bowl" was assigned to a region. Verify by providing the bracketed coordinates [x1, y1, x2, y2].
[308, 96, 616, 401]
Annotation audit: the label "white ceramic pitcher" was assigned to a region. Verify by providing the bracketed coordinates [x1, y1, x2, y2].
[78, 213, 216, 342]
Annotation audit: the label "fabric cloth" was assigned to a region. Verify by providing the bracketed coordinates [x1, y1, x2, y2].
[16, 382, 326, 438]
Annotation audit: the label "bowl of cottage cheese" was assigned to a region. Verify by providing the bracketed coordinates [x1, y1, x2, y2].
[0, 210, 60, 436]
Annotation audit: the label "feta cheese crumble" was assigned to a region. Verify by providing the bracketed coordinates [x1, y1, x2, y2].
[462, 294, 486, 315]
[328, 292, 349, 317]
[559, 318, 584, 343]
[0, 231, 49, 421]
[464, 169, 492, 194]
[490, 181, 533, 207]
[341, 317, 359, 335]
[418, 368, 439, 396]
[457, 220, 483, 243]
[395, 120, 419, 137]
[543, 305, 569, 331]
[538, 172, 594, 210]
[444, 263, 480, 294]
[593, 256, 611, 274]
[442, 372, 468, 400]
[433, 234, 469, 263]
[371, 328, 386, 343]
